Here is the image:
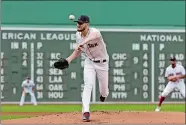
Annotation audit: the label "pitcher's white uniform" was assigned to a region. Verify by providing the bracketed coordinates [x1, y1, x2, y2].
[76, 27, 109, 113]
[161, 64, 185, 98]
[20, 78, 37, 106]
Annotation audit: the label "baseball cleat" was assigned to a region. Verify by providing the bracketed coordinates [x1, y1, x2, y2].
[155, 106, 161, 112]
[100, 95, 106, 102]
[82, 112, 90, 122]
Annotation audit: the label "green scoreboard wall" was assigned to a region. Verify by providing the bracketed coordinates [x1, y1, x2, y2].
[1, 26, 185, 103]
[2, 1, 185, 26]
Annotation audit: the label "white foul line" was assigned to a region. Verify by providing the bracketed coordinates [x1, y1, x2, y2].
[151, 44, 155, 103]
[30, 43, 34, 82]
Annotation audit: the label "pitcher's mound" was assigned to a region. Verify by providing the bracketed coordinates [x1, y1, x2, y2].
[2, 111, 185, 124]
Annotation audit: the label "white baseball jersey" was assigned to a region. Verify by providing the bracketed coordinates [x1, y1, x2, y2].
[21, 79, 35, 93]
[76, 28, 109, 61]
[165, 64, 185, 84]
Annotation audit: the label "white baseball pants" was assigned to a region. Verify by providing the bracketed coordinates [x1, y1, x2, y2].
[82, 58, 109, 113]
[161, 82, 185, 98]
[20, 91, 37, 106]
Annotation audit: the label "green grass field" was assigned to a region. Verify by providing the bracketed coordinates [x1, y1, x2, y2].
[1, 116, 31, 120]
[1, 104, 185, 120]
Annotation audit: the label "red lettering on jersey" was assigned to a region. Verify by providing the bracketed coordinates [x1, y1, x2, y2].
[176, 72, 181, 75]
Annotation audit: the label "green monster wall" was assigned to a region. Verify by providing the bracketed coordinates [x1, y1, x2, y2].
[1, 1, 185, 103]
[2, 1, 185, 26]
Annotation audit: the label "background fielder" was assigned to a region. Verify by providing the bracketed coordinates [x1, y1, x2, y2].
[20, 76, 37, 106]
[155, 56, 185, 112]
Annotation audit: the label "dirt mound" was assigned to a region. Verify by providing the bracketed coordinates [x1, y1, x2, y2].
[2, 111, 185, 124]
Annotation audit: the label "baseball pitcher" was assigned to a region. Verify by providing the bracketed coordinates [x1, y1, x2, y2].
[19, 76, 37, 106]
[54, 15, 109, 122]
[155, 56, 185, 112]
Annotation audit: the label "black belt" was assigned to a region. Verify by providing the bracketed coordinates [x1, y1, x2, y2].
[89, 58, 106, 63]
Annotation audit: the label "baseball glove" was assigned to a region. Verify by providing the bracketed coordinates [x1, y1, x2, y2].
[168, 76, 177, 82]
[53, 57, 69, 70]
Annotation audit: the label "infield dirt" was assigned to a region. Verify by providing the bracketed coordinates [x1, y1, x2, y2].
[1, 111, 185, 124]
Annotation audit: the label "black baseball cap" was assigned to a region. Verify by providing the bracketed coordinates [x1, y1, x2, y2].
[170, 56, 176, 61]
[74, 15, 90, 23]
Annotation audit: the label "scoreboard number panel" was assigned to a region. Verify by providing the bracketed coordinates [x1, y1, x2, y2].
[1, 27, 185, 103]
